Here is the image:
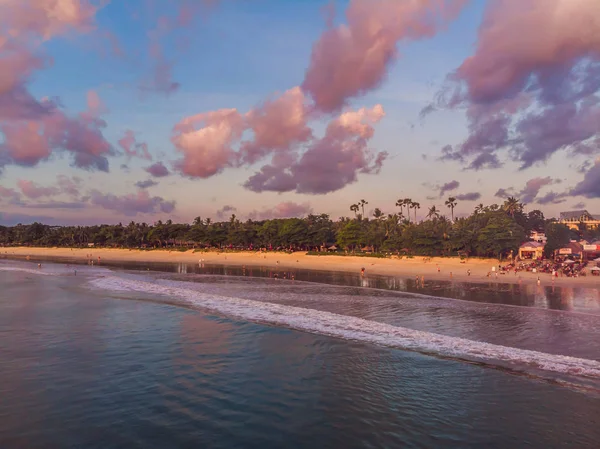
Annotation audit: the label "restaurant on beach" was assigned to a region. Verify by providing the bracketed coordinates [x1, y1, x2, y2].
[518, 241, 544, 260]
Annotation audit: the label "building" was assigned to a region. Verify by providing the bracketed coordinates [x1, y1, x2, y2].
[555, 242, 584, 259]
[518, 241, 545, 260]
[559, 210, 600, 230]
[529, 231, 547, 243]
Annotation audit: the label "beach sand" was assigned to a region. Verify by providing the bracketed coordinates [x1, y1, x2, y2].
[3, 247, 599, 288]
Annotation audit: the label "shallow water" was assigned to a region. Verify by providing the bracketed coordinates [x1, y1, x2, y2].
[1, 260, 600, 448]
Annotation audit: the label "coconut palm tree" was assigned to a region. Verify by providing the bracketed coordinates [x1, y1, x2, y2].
[502, 196, 522, 218]
[359, 199, 368, 217]
[445, 196, 457, 221]
[412, 202, 420, 222]
[350, 204, 359, 217]
[474, 204, 485, 214]
[372, 208, 384, 220]
[427, 205, 440, 219]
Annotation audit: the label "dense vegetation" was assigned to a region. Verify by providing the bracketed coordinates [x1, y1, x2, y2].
[0, 197, 593, 259]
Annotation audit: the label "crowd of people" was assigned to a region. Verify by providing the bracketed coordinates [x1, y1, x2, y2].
[500, 258, 590, 278]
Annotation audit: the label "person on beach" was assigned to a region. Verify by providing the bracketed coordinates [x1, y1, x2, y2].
[467, 269, 471, 276]
[361, 267, 365, 276]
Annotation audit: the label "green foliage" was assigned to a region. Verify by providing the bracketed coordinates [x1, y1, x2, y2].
[0, 198, 552, 259]
[543, 223, 571, 258]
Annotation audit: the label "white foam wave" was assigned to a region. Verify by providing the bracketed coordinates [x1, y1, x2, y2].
[89, 275, 600, 380]
[0, 266, 55, 276]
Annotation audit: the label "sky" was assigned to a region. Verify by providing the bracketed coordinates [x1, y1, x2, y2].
[0, 0, 599, 226]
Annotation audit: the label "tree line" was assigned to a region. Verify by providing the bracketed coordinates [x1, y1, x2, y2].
[0, 197, 593, 259]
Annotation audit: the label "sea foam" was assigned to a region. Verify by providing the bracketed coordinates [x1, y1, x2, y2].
[89, 275, 600, 380]
[0, 266, 55, 276]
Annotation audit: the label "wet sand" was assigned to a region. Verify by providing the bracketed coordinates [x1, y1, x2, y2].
[3, 246, 599, 288]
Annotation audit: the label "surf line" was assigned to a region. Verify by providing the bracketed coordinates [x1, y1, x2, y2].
[89, 275, 600, 380]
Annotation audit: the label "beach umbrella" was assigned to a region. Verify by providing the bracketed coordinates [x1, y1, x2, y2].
[563, 260, 575, 264]
[591, 266, 600, 272]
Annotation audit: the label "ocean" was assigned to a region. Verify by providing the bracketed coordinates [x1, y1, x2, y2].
[1, 259, 600, 448]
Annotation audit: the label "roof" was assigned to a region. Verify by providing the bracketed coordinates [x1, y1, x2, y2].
[560, 210, 599, 220]
[520, 241, 545, 248]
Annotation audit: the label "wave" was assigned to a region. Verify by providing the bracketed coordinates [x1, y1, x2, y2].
[89, 275, 600, 381]
[0, 266, 55, 276]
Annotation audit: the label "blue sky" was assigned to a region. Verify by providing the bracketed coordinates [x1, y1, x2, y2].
[0, 0, 598, 225]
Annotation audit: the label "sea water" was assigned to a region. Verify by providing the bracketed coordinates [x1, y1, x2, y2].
[1, 260, 600, 448]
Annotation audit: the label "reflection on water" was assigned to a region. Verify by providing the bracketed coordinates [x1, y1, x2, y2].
[93, 259, 600, 315]
[1, 270, 600, 448]
[6, 255, 600, 314]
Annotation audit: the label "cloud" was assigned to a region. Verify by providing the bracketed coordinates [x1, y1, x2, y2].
[56, 175, 83, 197]
[135, 179, 159, 189]
[17, 180, 59, 199]
[216, 205, 237, 220]
[90, 189, 176, 216]
[248, 202, 313, 220]
[495, 187, 514, 199]
[570, 158, 600, 199]
[16, 175, 84, 201]
[572, 202, 586, 209]
[536, 191, 567, 205]
[302, 0, 468, 112]
[244, 105, 387, 194]
[494, 177, 561, 203]
[239, 87, 312, 164]
[21, 201, 87, 209]
[139, 0, 216, 95]
[0, 186, 21, 202]
[439, 180, 460, 198]
[118, 130, 152, 160]
[432, 0, 600, 170]
[172, 108, 245, 178]
[518, 177, 560, 203]
[455, 192, 481, 201]
[145, 161, 171, 177]
[0, 1, 112, 173]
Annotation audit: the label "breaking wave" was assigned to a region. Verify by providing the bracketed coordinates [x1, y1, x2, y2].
[89, 275, 600, 381]
[0, 266, 55, 276]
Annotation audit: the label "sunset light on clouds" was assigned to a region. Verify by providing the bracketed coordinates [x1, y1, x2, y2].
[0, 0, 599, 225]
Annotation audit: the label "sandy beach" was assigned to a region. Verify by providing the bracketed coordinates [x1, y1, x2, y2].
[3, 246, 599, 288]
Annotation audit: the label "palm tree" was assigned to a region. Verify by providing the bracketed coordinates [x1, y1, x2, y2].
[359, 199, 368, 217]
[502, 196, 522, 218]
[193, 216, 204, 226]
[445, 196, 457, 221]
[372, 208, 384, 220]
[350, 204, 359, 217]
[412, 202, 420, 222]
[427, 205, 440, 219]
[474, 204, 484, 214]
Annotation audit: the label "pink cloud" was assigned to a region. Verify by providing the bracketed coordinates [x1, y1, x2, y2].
[249, 202, 313, 221]
[17, 180, 59, 199]
[172, 109, 245, 177]
[454, 0, 600, 106]
[245, 104, 387, 194]
[240, 87, 312, 164]
[0, 0, 98, 40]
[434, 0, 600, 169]
[56, 175, 83, 197]
[0, 1, 112, 173]
[90, 189, 176, 216]
[145, 161, 171, 177]
[302, 0, 468, 112]
[140, 0, 217, 95]
[118, 129, 152, 160]
[0, 186, 21, 201]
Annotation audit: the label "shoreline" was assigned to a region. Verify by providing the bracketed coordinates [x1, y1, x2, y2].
[2, 247, 599, 289]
